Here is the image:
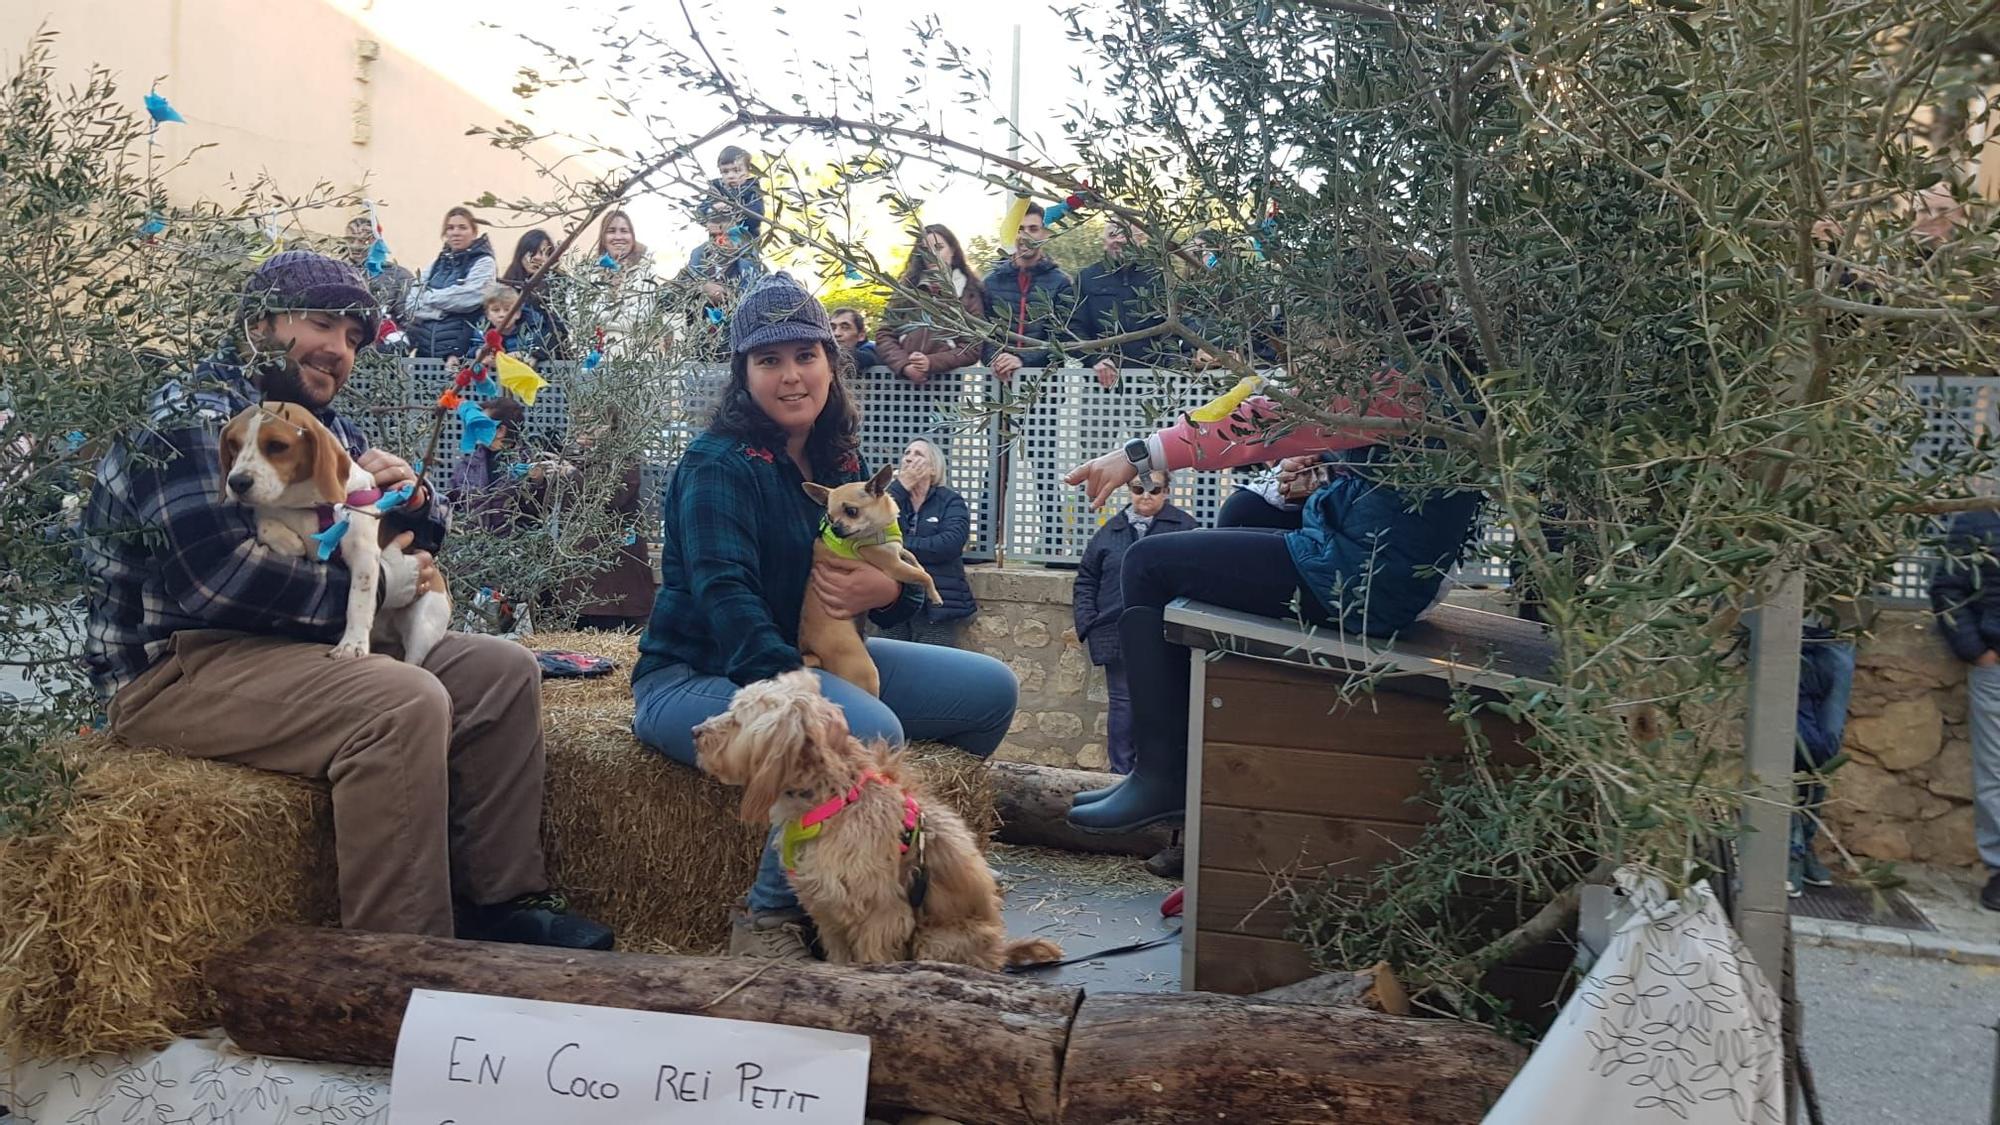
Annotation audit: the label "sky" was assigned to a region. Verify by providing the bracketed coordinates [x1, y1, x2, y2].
[332, 0, 1102, 274]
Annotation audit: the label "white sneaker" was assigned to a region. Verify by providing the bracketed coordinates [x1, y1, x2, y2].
[728, 910, 814, 962]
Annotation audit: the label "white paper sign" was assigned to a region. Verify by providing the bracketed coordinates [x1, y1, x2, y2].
[387, 989, 871, 1124]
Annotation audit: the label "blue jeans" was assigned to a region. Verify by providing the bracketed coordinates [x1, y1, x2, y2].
[631, 638, 1018, 912]
[1103, 660, 1134, 774]
[1793, 639, 1856, 859]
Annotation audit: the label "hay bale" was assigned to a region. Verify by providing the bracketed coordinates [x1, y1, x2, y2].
[0, 631, 998, 1058]
[0, 736, 337, 1060]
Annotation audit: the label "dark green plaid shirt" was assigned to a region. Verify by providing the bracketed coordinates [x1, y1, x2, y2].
[635, 431, 922, 687]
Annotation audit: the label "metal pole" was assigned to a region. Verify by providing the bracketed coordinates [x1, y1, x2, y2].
[1009, 25, 1023, 160]
[1989, 1020, 1999, 1125]
[1739, 568, 1803, 987]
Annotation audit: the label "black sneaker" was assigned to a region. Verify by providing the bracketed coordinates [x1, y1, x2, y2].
[458, 892, 615, 951]
[1981, 873, 2000, 913]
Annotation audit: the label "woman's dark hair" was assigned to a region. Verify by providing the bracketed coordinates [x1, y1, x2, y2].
[504, 229, 557, 284]
[706, 342, 861, 474]
[439, 206, 480, 237]
[898, 224, 973, 288]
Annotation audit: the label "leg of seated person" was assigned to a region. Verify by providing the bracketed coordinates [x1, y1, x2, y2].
[1217, 487, 1304, 531]
[417, 632, 550, 908]
[106, 629, 456, 935]
[864, 637, 1018, 758]
[1071, 530, 1309, 832]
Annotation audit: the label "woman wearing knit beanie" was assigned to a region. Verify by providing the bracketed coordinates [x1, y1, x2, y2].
[630, 271, 1018, 962]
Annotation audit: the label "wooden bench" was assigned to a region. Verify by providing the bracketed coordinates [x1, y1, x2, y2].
[1165, 598, 1570, 1022]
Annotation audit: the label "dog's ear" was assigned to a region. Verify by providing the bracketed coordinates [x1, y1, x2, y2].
[303, 414, 353, 505]
[866, 464, 895, 496]
[219, 413, 249, 480]
[802, 481, 832, 507]
[738, 741, 791, 824]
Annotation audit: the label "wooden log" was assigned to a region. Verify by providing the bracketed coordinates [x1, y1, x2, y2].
[207, 927, 1076, 1125]
[1058, 991, 1525, 1125]
[1252, 961, 1412, 1015]
[989, 760, 1177, 857]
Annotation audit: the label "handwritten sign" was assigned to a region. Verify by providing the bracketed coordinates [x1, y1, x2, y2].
[387, 989, 871, 1124]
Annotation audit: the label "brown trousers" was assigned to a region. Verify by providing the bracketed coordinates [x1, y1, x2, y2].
[108, 629, 548, 936]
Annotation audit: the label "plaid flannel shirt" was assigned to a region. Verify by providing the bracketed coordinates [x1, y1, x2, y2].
[82, 359, 450, 698]
[634, 431, 923, 688]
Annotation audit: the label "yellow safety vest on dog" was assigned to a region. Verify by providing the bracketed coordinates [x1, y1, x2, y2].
[818, 519, 902, 561]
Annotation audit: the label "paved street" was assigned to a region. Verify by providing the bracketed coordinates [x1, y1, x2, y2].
[1798, 943, 1996, 1123]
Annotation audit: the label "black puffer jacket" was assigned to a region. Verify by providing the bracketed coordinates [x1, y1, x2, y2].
[1069, 259, 1180, 368]
[890, 480, 976, 623]
[1930, 509, 2000, 662]
[1073, 503, 1198, 665]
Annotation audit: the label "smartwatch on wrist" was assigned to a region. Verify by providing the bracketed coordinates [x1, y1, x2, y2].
[1123, 437, 1154, 477]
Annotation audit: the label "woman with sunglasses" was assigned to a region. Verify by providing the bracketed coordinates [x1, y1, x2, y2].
[1073, 470, 1196, 776]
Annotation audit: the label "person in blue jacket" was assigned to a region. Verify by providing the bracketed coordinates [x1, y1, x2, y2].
[881, 439, 977, 647]
[1929, 508, 2000, 912]
[630, 272, 1018, 958]
[983, 204, 1074, 380]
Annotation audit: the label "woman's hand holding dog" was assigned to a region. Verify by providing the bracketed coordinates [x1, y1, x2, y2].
[812, 557, 902, 619]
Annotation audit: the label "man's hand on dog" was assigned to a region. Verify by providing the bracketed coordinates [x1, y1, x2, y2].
[812, 557, 902, 619]
[358, 448, 426, 508]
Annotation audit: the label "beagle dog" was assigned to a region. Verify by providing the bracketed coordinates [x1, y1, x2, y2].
[219, 402, 451, 664]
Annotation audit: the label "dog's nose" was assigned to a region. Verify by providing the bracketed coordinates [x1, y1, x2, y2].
[226, 472, 255, 496]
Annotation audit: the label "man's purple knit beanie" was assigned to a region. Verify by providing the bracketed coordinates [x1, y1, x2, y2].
[237, 250, 381, 338]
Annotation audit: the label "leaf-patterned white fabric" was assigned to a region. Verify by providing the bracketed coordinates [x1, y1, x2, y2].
[1, 1032, 390, 1124]
[1483, 870, 1784, 1125]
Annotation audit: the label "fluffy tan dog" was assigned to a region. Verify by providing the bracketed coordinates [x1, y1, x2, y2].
[693, 671, 1060, 970]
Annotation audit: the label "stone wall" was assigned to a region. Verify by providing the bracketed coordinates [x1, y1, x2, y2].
[960, 567, 1108, 770]
[1827, 609, 1979, 867]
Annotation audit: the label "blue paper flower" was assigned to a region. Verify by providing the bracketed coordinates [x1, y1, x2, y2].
[138, 213, 167, 236]
[705, 307, 725, 325]
[582, 349, 604, 371]
[457, 401, 498, 453]
[365, 236, 390, 277]
[727, 224, 749, 245]
[598, 253, 619, 270]
[1043, 201, 1071, 226]
[844, 265, 863, 280]
[371, 484, 416, 512]
[144, 92, 185, 124]
[312, 519, 350, 562]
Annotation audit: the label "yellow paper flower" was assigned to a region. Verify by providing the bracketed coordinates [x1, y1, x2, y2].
[1186, 374, 1264, 423]
[495, 351, 547, 406]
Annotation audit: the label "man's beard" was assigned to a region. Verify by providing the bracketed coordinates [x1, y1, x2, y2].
[249, 351, 334, 410]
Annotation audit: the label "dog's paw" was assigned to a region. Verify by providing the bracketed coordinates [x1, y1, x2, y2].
[328, 639, 370, 659]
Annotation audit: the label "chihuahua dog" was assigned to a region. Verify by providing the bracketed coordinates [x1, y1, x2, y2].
[219, 402, 451, 664]
[800, 466, 942, 696]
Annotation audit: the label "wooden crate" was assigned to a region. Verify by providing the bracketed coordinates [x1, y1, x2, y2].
[1166, 599, 1570, 1023]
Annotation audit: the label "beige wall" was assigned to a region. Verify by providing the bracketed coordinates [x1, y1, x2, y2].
[2, 0, 597, 262]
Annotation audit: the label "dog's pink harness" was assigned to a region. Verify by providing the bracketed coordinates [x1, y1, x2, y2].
[780, 770, 924, 888]
[315, 488, 384, 531]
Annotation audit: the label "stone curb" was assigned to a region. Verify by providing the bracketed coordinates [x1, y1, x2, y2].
[1792, 915, 2000, 966]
